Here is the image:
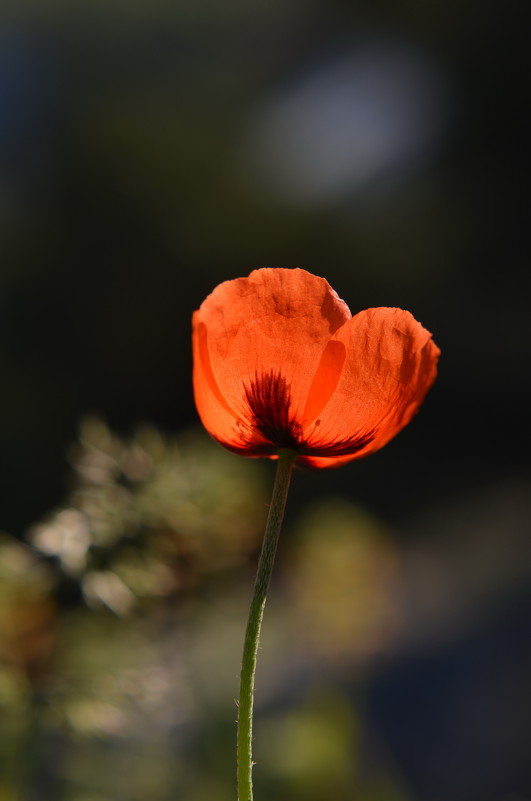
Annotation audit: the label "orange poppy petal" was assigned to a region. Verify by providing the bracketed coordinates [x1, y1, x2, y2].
[192, 268, 351, 453]
[300, 307, 440, 463]
[192, 317, 249, 452]
[297, 453, 358, 469]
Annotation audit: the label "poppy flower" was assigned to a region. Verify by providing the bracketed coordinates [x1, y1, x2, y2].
[192, 268, 439, 468]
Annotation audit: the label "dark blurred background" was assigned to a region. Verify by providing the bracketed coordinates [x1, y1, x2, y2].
[1, 1, 530, 800]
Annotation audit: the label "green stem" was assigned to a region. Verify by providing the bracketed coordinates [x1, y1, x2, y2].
[237, 451, 296, 801]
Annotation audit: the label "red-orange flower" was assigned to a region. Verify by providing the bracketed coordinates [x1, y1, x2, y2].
[192, 268, 440, 468]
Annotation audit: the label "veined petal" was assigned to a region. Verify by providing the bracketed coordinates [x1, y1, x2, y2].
[301, 307, 440, 463]
[192, 317, 248, 452]
[301, 340, 347, 426]
[192, 268, 351, 451]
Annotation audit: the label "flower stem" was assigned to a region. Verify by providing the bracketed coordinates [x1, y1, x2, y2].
[237, 451, 296, 801]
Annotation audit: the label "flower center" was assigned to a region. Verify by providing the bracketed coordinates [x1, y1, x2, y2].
[244, 371, 302, 451]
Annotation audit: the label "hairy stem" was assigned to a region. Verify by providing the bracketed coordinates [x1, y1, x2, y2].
[237, 451, 295, 801]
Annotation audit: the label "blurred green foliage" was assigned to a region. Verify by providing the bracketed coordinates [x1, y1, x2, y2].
[0, 421, 408, 801]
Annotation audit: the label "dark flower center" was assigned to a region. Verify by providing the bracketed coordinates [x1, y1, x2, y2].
[240, 370, 376, 463]
[243, 371, 302, 451]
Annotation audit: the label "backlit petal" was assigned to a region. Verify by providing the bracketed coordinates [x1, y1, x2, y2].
[192, 318, 248, 453]
[301, 307, 440, 463]
[192, 268, 351, 453]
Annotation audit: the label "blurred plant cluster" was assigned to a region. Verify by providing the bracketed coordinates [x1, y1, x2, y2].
[0, 420, 405, 801]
